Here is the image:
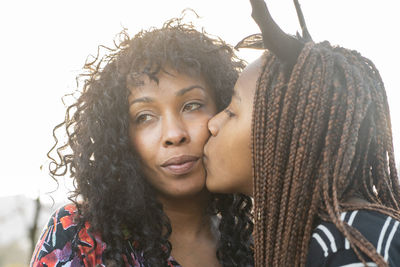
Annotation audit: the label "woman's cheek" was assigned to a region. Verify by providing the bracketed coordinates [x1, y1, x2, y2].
[130, 125, 160, 158]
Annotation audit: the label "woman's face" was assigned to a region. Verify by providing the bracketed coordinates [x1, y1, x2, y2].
[204, 58, 264, 196]
[128, 68, 217, 199]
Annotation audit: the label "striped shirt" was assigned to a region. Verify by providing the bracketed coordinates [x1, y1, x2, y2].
[306, 210, 400, 267]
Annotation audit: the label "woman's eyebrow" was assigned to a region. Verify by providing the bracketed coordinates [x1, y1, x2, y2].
[176, 85, 205, 96]
[129, 85, 205, 106]
[129, 97, 153, 106]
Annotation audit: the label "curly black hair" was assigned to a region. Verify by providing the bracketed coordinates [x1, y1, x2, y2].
[48, 17, 253, 266]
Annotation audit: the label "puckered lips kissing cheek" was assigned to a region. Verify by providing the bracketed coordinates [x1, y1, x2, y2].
[160, 154, 200, 176]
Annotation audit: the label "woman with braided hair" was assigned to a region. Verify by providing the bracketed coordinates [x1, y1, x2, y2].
[30, 17, 254, 267]
[204, 0, 400, 266]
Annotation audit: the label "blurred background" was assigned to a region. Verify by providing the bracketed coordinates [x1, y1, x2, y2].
[1, 0, 399, 266]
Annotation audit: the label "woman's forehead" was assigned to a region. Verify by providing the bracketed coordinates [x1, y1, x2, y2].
[234, 57, 264, 98]
[127, 66, 204, 88]
[127, 69, 209, 98]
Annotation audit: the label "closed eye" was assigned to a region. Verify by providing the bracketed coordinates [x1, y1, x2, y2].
[224, 108, 235, 118]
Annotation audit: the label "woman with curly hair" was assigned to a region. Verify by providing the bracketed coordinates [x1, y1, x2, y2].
[204, 0, 400, 266]
[30, 18, 253, 267]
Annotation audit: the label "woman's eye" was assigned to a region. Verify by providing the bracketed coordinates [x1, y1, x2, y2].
[224, 108, 235, 118]
[183, 102, 203, 112]
[135, 113, 154, 124]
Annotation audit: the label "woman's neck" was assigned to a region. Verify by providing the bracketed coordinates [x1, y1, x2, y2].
[344, 196, 370, 206]
[159, 189, 221, 267]
[159, 189, 212, 241]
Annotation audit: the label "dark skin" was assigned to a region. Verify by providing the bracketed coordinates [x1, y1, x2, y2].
[164, 196, 220, 267]
[128, 68, 221, 267]
[205, 58, 261, 197]
[204, 57, 370, 206]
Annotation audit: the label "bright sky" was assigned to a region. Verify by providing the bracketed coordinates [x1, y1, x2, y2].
[1, 0, 399, 203]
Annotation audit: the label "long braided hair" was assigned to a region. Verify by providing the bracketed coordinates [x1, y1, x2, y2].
[252, 41, 400, 266]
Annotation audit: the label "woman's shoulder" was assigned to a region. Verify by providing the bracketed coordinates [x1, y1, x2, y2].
[306, 210, 400, 266]
[33, 203, 80, 250]
[30, 203, 105, 266]
[30, 204, 177, 267]
[42, 203, 79, 228]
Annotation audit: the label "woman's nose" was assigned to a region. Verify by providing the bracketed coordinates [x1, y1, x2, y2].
[208, 111, 224, 137]
[162, 116, 190, 147]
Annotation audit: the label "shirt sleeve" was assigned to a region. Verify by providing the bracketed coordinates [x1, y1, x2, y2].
[307, 238, 398, 267]
[306, 233, 330, 267]
[30, 204, 83, 267]
[307, 244, 375, 267]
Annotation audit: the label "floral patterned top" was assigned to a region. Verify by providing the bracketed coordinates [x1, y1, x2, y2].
[30, 204, 181, 267]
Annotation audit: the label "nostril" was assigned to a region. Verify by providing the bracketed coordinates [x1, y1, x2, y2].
[164, 136, 187, 146]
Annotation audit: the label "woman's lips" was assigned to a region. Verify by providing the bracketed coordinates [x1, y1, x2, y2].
[161, 155, 199, 175]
